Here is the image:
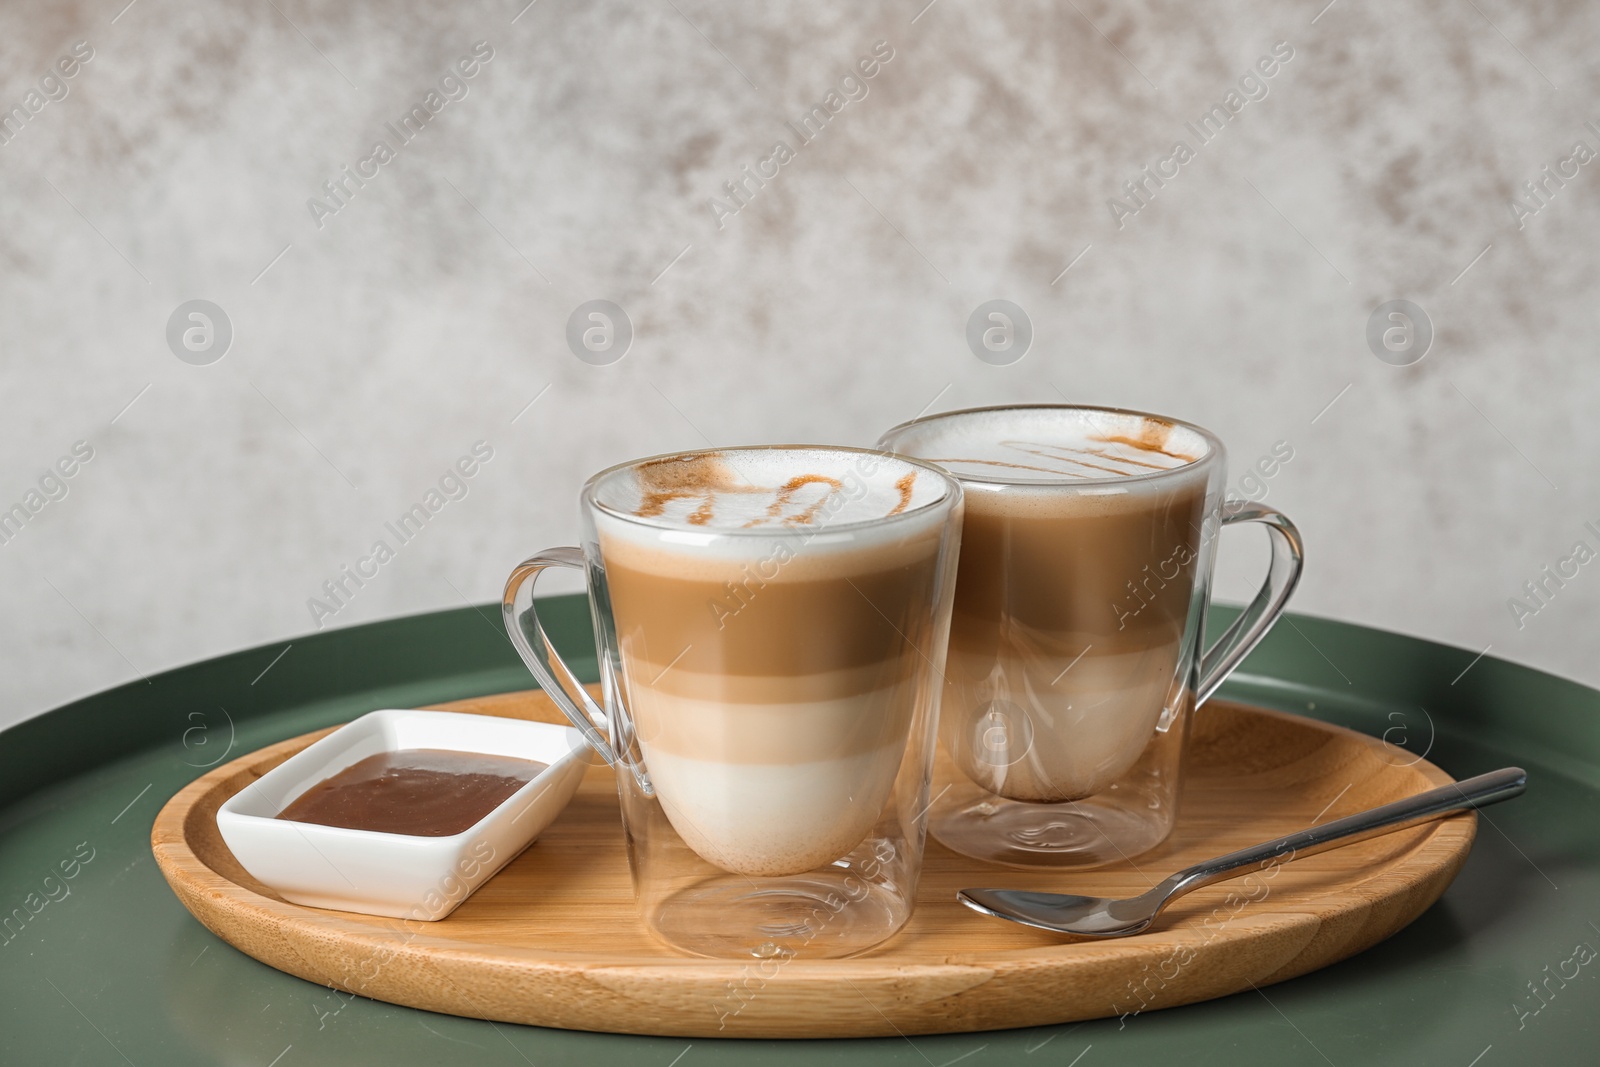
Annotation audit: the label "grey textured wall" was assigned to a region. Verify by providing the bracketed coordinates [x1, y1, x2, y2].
[2, 0, 1595, 730]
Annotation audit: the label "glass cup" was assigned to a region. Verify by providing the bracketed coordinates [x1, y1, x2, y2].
[501, 445, 964, 958]
[877, 404, 1303, 868]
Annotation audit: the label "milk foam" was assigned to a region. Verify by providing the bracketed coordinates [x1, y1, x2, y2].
[881, 408, 1211, 484]
[589, 448, 948, 532]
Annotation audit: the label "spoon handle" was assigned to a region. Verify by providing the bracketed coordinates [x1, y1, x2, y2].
[1156, 767, 1527, 905]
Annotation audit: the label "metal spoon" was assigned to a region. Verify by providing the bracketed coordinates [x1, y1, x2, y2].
[958, 766, 1526, 938]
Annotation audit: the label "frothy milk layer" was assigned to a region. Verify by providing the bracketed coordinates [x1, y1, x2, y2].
[645, 744, 904, 877]
[590, 448, 949, 536]
[881, 407, 1211, 485]
[945, 644, 1181, 802]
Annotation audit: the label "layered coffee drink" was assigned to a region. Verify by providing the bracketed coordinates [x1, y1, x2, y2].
[880, 407, 1214, 802]
[587, 448, 958, 876]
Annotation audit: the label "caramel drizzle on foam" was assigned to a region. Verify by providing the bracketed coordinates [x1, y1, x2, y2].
[890, 471, 916, 515]
[928, 430, 1197, 479]
[630, 454, 917, 527]
[752, 474, 842, 527]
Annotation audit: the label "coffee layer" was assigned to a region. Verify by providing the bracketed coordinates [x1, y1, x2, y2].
[953, 477, 1207, 653]
[599, 530, 945, 676]
[625, 659, 917, 704]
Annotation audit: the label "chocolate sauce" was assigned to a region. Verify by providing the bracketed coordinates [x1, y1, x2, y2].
[277, 749, 546, 837]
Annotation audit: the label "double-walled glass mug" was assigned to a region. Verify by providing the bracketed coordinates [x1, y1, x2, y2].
[877, 405, 1304, 868]
[502, 445, 964, 958]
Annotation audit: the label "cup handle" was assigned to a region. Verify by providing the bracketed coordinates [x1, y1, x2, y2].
[1196, 501, 1305, 706]
[501, 548, 619, 766]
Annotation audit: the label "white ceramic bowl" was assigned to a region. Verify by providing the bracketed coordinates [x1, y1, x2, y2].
[216, 709, 590, 920]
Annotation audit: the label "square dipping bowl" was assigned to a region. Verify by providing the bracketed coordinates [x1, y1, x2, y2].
[216, 709, 590, 920]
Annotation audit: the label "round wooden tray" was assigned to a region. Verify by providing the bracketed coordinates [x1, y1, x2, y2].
[151, 689, 1475, 1039]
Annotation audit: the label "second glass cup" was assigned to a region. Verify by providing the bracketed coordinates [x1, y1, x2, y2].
[502, 445, 964, 958]
[878, 404, 1304, 869]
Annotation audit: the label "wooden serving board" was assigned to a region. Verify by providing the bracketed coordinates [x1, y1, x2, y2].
[151, 690, 1476, 1039]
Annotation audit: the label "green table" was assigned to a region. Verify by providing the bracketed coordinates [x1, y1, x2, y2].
[2, 597, 1596, 1065]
